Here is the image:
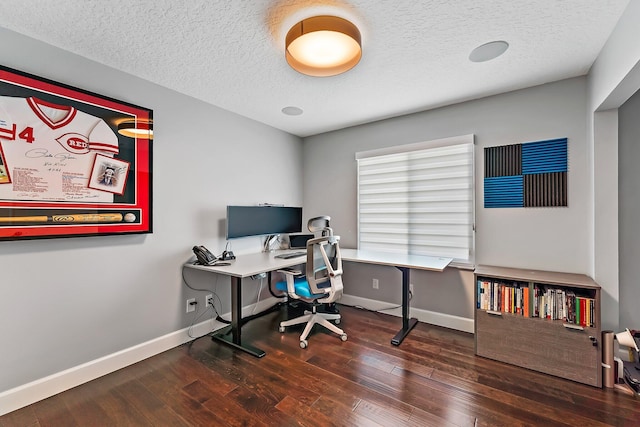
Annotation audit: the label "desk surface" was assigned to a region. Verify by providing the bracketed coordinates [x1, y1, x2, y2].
[184, 250, 306, 278]
[185, 249, 452, 277]
[340, 249, 452, 272]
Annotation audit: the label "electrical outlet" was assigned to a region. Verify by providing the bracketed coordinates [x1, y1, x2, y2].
[372, 278, 379, 289]
[205, 294, 213, 307]
[186, 298, 196, 313]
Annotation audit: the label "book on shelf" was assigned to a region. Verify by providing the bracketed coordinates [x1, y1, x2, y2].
[476, 278, 529, 316]
[476, 277, 597, 327]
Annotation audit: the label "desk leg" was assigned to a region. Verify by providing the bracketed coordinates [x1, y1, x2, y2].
[391, 266, 418, 346]
[211, 276, 266, 358]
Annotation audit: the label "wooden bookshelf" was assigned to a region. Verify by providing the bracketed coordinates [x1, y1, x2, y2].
[474, 265, 602, 387]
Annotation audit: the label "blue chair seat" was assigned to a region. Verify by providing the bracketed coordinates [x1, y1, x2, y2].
[275, 277, 329, 299]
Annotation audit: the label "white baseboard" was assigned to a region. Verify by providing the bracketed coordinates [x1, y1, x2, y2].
[0, 295, 470, 416]
[0, 297, 283, 417]
[0, 319, 222, 416]
[339, 294, 474, 334]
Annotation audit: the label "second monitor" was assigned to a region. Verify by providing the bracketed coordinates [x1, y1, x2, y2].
[289, 233, 314, 249]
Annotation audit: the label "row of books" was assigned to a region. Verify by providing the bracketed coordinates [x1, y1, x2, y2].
[477, 278, 596, 327]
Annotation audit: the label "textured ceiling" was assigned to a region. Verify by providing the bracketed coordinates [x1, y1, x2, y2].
[0, 0, 630, 137]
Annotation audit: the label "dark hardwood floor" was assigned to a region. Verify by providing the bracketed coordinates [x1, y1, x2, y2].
[2, 304, 639, 426]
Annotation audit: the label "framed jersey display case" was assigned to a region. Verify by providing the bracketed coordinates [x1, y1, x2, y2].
[0, 65, 152, 241]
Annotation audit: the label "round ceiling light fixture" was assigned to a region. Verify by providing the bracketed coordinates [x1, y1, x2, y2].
[285, 15, 362, 77]
[469, 40, 509, 63]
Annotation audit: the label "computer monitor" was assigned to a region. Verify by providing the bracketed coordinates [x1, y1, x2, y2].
[226, 205, 303, 239]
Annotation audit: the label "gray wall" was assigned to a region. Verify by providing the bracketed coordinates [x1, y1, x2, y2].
[303, 77, 590, 321]
[0, 28, 302, 393]
[588, 0, 640, 333]
[619, 89, 640, 329]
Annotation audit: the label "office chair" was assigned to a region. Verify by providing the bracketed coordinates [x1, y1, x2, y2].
[275, 217, 347, 348]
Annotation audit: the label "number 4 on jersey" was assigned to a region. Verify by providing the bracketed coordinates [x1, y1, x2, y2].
[0, 124, 35, 143]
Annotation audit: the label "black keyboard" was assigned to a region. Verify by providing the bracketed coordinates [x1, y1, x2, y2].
[275, 251, 306, 259]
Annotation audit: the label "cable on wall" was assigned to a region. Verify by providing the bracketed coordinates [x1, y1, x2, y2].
[181, 264, 231, 329]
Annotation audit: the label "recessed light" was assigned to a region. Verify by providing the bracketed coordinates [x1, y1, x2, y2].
[469, 40, 509, 63]
[282, 106, 303, 116]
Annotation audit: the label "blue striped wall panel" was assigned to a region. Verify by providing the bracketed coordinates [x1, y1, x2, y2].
[484, 176, 524, 208]
[521, 138, 567, 174]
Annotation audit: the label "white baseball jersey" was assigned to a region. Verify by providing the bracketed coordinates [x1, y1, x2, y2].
[0, 96, 119, 203]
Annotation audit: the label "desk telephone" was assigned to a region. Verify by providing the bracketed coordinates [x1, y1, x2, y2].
[193, 245, 235, 265]
[193, 246, 216, 265]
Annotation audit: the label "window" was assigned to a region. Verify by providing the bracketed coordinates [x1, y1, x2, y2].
[356, 134, 475, 266]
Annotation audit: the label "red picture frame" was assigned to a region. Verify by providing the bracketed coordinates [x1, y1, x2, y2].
[0, 65, 152, 241]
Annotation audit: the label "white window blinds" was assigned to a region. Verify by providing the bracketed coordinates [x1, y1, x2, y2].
[356, 135, 474, 264]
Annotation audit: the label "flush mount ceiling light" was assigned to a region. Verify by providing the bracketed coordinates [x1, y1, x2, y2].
[469, 40, 509, 63]
[285, 15, 362, 77]
[117, 120, 153, 139]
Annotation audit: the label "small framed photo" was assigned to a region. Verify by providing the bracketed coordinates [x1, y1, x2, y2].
[89, 154, 130, 195]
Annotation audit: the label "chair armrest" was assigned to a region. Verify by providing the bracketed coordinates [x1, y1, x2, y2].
[277, 268, 303, 276]
[276, 268, 303, 298]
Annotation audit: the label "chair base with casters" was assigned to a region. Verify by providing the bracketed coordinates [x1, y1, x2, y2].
[275, 278, 347, 348]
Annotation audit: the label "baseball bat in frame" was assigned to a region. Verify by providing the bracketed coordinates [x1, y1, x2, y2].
[0, 213, 137, 223]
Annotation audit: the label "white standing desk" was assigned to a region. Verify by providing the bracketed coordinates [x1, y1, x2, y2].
[184, 248, 452, 356]
[340, 249, 452, 346]
[183, 250, 307, 358]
